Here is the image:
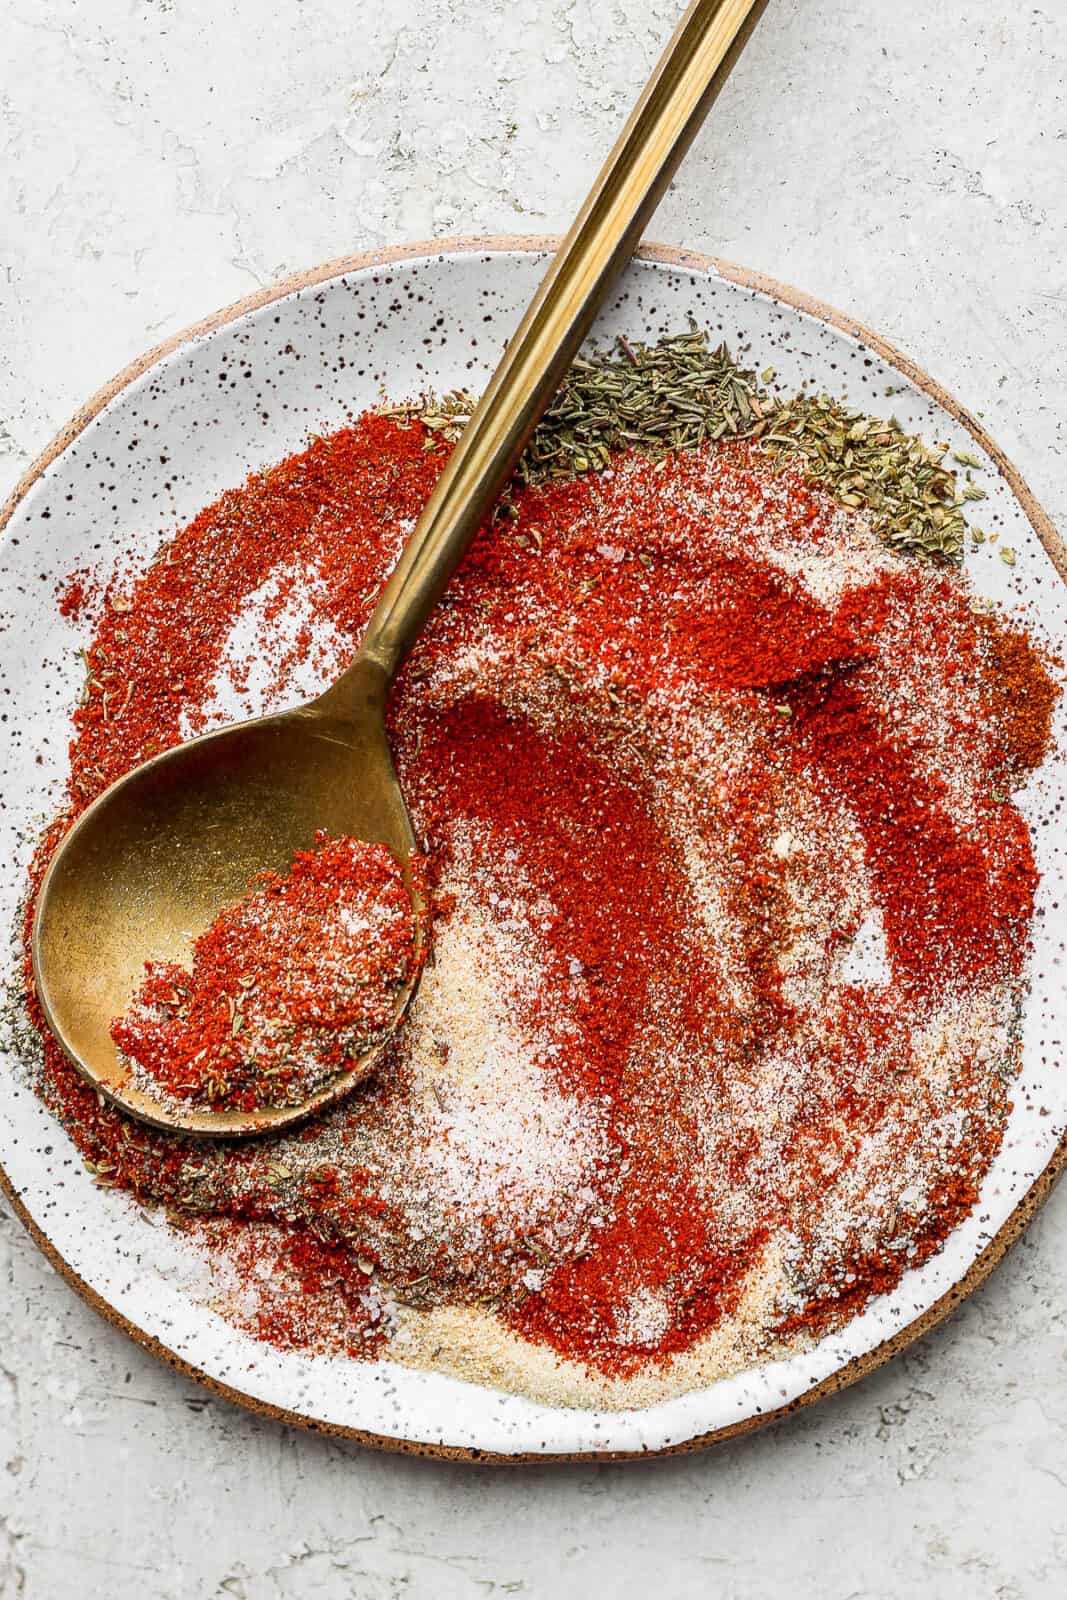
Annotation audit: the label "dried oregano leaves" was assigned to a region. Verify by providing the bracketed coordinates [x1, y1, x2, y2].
[760, 394, 975, 564]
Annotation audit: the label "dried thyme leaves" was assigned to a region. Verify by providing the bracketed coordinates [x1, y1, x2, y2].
[516, 331, 766, 480]
[391, 329, 986, 565]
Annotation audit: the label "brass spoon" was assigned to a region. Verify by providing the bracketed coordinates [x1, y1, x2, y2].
[32, 0, 769, 1136]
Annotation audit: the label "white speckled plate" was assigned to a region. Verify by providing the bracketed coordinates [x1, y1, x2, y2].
[1, 239, 1065, 1461]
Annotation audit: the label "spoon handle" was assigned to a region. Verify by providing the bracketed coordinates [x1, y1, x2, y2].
[357, 0, 768, 685]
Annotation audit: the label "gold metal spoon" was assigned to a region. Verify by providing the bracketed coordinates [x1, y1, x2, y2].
[32, 0, 769, 1136]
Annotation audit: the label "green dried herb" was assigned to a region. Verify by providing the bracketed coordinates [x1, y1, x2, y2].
[515, 330, 768, 482]
[395, 328, 985, 566]
[760, 390, 971, 563]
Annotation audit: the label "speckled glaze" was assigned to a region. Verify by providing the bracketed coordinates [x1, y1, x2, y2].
[1, 239, 1065, 1462]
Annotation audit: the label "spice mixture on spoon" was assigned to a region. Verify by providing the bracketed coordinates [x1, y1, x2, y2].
[21, 334, 1059, 1408]
[111, 835, 419, 1113]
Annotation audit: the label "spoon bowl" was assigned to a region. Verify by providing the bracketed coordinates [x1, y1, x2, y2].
[33, 660, 423, 1136]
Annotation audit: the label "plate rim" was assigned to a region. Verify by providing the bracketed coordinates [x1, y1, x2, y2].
[2, 233, 1065, 1464]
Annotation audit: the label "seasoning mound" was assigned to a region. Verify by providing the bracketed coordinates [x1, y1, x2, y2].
[111, 834, 418, 1112]
[20, 343, 1061, 1409]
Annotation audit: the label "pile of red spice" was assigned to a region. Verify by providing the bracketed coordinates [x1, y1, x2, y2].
[22, 405, 1060, 1397]
[110, 834, 419, 1113]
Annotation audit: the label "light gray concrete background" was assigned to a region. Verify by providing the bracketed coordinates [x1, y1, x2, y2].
[2, 1, 1066, 1595]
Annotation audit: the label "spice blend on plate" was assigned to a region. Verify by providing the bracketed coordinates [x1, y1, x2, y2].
[20, 337, 1060, 1408]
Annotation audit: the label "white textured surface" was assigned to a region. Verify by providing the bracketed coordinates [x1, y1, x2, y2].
[1, 1, 1066, 1596]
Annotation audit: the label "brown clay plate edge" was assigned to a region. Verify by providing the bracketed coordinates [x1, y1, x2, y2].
[1, 234, 1064, 1464]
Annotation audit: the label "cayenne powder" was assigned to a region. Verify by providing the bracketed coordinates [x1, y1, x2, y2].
[20, 405, 1061, 1399]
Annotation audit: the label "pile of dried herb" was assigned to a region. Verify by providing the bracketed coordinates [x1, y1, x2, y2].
[517, 332, 765, 478]
[760, 393, 979, 564]
[396, 329, 987, 566]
